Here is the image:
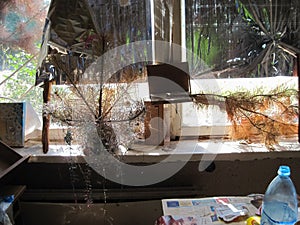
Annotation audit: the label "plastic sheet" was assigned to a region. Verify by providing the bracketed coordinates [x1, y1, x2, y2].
[36, 0, 152, 85]
[25, 101, 41, 137]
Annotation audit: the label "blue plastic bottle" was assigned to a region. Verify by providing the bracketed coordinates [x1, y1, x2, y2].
[261, 165, 298, 225]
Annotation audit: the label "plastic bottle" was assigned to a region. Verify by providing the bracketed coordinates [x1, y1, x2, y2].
[261, 165, 298, 225]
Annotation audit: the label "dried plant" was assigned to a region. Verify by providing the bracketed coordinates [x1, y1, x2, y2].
[192, 86, 298, 150]
[44, 66, 145, 153]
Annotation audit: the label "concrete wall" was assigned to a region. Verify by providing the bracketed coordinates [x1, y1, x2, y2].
[3, 151, 299, 225]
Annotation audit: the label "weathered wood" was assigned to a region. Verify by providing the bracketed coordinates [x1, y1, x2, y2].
[42, 81, 52, 154]
[296, 54, 300, 143]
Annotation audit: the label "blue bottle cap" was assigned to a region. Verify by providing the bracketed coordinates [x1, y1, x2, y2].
[277, 165, 290, 176]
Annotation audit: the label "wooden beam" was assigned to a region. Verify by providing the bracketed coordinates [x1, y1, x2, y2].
[296, 54, 300, 142]
[172, 0, 182, 62]
[42, 81, 52, 154]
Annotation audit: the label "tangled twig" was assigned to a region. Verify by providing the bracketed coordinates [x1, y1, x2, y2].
[192, 87, 298, 150]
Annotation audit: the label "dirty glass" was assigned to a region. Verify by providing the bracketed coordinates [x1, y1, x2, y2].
[36, 0, 150, 85]
[185, 0, 300, 78]
[0, 0, 49, 112]
[183, 0, 300, 149]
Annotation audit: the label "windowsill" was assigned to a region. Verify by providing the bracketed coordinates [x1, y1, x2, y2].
[20, 76, 299, 163]
[16, 135, 300, 164]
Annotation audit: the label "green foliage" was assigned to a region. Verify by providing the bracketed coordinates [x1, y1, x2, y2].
[0, 49, 42, 115]
[186, 31, 221, 68]
[237, 1, 254, 22]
